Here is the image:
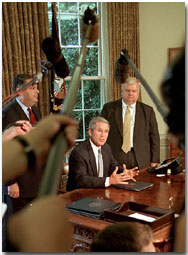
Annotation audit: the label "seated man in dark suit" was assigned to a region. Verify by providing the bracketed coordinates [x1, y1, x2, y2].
[67, 117, 138, 191]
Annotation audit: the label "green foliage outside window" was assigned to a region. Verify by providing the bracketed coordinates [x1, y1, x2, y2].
[48, 2, 104, 141]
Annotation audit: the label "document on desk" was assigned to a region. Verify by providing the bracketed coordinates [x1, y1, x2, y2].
[114, 181, 154, 191]
[66, 197, 121, 219]
[128, 212, 155, 222]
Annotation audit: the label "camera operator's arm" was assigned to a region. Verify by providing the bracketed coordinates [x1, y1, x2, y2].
[7, 195, 72, 252]
[3, 114, 77, 183]
[2, 120, 33, 142]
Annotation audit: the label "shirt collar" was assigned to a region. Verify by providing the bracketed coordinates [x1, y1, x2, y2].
[122, 99, 136, 109]
[16, 97, 30, 112]
[89, 138, 101, 153]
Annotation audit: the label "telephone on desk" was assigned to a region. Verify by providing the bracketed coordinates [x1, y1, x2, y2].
[147, 157, 184, 175]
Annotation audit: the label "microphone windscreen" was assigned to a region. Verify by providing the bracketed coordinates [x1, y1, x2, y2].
[114, 61, 129, 84]
[42, 37, 69, 78]
[81, 7, 99, 43]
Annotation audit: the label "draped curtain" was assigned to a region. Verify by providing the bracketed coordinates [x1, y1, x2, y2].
[2, 2, 50, 117]
[107, 3, 140, 101]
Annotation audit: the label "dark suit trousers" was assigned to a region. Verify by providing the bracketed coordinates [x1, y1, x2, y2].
[123, 148, 138, 169]
[6, 196, 34, 214]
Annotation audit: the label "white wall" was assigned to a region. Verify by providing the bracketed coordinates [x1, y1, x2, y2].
[139, 2, 185, 136]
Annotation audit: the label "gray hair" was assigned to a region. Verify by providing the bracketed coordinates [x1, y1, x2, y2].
[122, 77, 140, 89]
[89, 117, 110, 130]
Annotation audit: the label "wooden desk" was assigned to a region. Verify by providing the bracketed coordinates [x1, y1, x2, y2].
[60, 169, 185, 252]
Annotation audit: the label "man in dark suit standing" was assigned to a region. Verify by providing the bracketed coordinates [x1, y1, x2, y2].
[2, 73, 43, 251]
[2, 74, 42, 213]
[101, 77, 160, 169]
[67, 117, 138, 191]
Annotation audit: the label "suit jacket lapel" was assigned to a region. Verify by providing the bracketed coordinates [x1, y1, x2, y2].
[115, 100, 123, 138]
[15, 101, 41, 122]
[14, 101, 30, 120]
[101, 145, 109, 177]
[134, 102, 142, 141]
[86, 140, 98, 176]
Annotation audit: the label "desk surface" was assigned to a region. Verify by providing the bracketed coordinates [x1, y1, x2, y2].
[60, 169, 185, 251]
[61, 169, 185, 214]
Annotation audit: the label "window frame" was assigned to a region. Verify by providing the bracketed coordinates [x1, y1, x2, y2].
[48, 2, 107, 142]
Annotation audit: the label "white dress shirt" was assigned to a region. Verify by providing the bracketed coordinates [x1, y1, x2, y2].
[16, 97, 30, 120]
[89, 139, 110, 187]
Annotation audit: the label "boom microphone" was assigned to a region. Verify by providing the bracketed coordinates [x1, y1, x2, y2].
[81, 7, 99, 43]
[114, 49, 130, 83]
[42, 37, 69, 78]
[38, 7, 99, 197]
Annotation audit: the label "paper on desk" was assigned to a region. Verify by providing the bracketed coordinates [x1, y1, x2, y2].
[129, 212, 155, 222]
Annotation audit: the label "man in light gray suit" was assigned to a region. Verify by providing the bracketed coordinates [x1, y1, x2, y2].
[101, 77, 160, 169]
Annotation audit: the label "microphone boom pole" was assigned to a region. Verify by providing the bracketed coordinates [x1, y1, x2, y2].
[122, 51, 167, 121]
[2, 62, 53, 107]
[38, 13, 96, 197]
[2, 72, 44, 107]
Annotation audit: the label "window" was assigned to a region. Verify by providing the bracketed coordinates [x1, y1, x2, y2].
[48, 2, 105, 141]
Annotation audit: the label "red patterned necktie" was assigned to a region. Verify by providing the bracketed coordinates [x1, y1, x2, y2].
[27, 108, 37, 124]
